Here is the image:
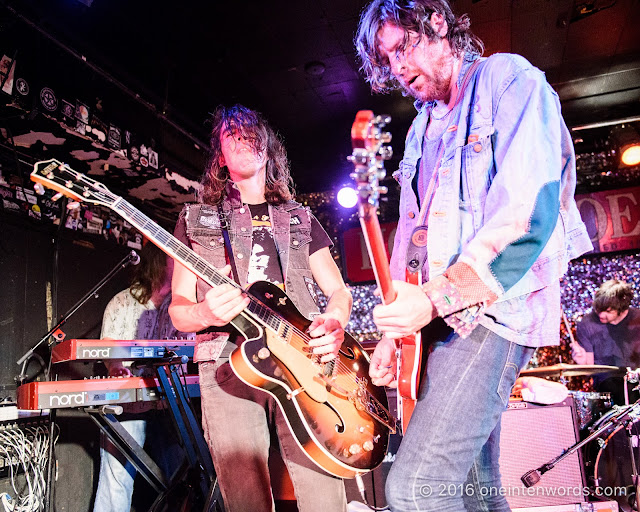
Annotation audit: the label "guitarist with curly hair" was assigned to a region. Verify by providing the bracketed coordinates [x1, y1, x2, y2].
[355, 0, 592, 510]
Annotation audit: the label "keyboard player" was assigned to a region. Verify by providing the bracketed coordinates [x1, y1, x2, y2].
[93, 243, 194, 512]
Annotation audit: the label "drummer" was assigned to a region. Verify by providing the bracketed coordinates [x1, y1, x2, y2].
[572, 279, 640, 405]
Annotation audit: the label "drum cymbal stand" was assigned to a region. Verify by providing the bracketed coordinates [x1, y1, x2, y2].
[521, 399, 640, 495]
[621, 369, 640, 510]
[624, 368, 640, 405]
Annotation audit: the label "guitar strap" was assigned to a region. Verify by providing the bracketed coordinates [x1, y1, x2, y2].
[217, 204, 241, 285]
[405, 58, 484, 277]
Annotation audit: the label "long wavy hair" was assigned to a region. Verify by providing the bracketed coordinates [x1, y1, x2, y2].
[356, 0, 484, 93]
[129, 243, 167, 305]
[200, 104, 294, 205]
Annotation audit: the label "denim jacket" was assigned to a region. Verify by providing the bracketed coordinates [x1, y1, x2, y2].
[391, 53, 592, 347]
[175, 182, 322, 361]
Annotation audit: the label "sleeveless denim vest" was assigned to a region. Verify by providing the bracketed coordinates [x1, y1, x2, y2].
[179, 182, 322, 361]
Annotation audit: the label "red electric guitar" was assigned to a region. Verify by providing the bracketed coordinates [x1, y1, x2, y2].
[349, 110, 423, 433]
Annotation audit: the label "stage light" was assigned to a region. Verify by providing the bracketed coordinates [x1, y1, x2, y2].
[611, 124, 640, 167]
[337, 186, 358, 208]
[622, 145, 640, 166]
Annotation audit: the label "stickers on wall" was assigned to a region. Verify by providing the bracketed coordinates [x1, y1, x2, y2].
[40, 87, 58, 112]
[75, 100, 90, 135]
[108, 124, 121, 150]
[75, 100, 90, 124]
[15, 78, 29, 96]
[148, 148, 158, 169]
[139, 144, 149, 167]
[89, 115, 107, 143]
[0, 55, 16, 94]
[61, 100, 75, 123]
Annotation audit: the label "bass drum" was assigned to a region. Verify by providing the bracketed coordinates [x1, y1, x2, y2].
[585, 406, 640, 509]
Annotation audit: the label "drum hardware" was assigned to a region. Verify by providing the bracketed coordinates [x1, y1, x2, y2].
[569, 391, 612, 431]
[624, 368, 640, 406]
[520, 364, 625, 379]
[588, 403, 640, 511]
[521, 398, 640, 502]
[627, 370, 640, 383]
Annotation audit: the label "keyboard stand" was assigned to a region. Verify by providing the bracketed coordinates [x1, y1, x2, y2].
[155, 363, 223, 511]
[85, 407, 168, 493]
[84, 361, 224, 511]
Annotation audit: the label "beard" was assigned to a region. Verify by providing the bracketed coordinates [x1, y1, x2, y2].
[401, 45, 454, 103]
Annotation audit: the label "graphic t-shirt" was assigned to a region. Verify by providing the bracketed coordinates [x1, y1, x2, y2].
[246, 203, 332, 289]
[247, 203, 284, 287]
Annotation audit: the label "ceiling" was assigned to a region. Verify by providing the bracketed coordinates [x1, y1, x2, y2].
[1, 0, 639, 201]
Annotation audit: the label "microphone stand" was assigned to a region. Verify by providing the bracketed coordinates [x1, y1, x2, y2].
[15, 249, 140, 377]
[521, 399, 640, 489]
[13, 249, 139, 512]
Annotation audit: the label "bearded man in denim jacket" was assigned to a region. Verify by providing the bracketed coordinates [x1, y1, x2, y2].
[356, 1, 592, 510]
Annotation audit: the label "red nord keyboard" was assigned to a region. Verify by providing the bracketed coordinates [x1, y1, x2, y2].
[17, 375, 200, 410]
[51, 339, 196, 363]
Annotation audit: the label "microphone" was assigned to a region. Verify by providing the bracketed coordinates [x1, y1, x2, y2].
[521, 469, 542, 487]
[128, 250, 140, 265]
[521, 460, 555, 487]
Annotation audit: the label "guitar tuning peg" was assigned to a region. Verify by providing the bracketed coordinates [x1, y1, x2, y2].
[379, 132, 392, 144]
[52, 192, 64, 201]
[374, 114, 392, 126]
[66, 201, 80, 209]
[33, 183, 45, 196]
[379, 146, 393, 160]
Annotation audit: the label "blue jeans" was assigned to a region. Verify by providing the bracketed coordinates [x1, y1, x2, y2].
[386, 321, 534, 512]
[93, 413, 184, 512]
[199, 359, 347, 512]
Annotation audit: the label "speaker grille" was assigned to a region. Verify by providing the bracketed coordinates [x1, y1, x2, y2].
[499, 398, 585, 508]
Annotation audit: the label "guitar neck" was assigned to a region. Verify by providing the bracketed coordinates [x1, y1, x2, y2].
[111, 198, 286, 335]
[30, 159, 292, 340]
[358, 203, 396, 305]
[114, 197, 229, 290]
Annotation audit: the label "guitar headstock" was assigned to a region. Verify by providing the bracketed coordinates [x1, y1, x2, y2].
[30, 158, 118, 208]
[348, 110, 393, 209]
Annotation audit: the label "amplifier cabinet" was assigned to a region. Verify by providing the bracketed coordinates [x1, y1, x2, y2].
[499, 397, 586, 509]
[348, 395, 587, 509]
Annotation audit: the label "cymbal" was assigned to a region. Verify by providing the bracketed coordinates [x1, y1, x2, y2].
[520, 363, 623, 378]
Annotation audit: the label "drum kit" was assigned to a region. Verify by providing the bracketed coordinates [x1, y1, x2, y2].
[518, 364, 640, 510]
